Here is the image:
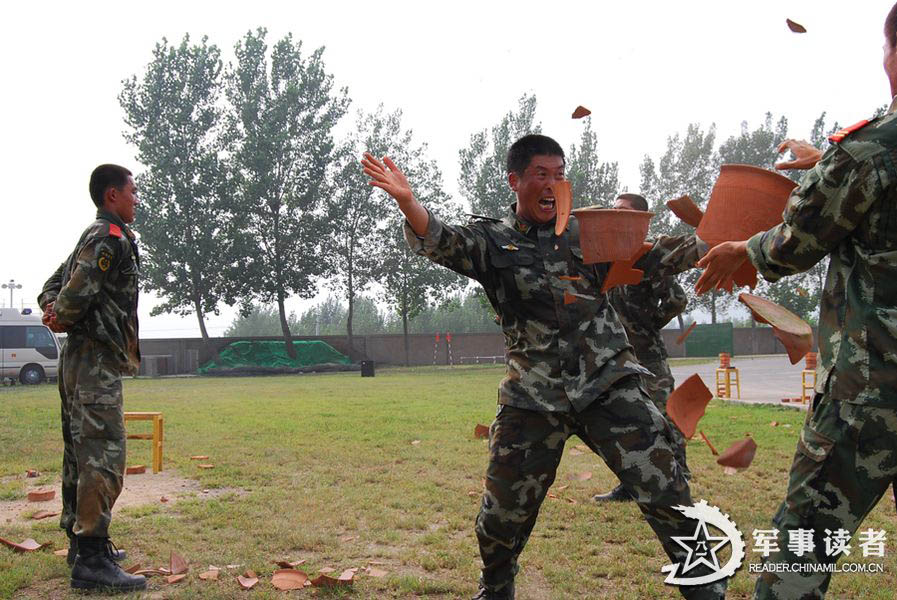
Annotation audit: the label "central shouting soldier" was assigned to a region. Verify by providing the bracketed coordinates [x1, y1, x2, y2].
[362, 135, 725, 600]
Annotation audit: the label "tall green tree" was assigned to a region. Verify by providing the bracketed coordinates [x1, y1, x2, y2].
[565, 117, 620, 208]
[225, 28, 349, 357]
[224, 303, 299, 337]
[458, 94, 540, 217]
[119, 35, 232, 345]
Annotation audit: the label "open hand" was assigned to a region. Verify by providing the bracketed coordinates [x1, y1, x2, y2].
[362, 153, 414, 206]
[775, 139, 822, 170]
[694, 241, 749, 295]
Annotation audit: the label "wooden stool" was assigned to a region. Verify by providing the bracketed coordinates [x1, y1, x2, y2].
[801, 370, 816, 404]
[715, 368, 741, 399]
[123, 412, 163, 473]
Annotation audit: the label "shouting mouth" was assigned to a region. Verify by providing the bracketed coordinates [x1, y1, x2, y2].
[538, 196, 556, 212]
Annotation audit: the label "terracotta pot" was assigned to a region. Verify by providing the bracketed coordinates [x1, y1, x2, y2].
[738, 293, 813, 364]
[697, 164, 797, 246]
[666, 374, 713, 439]
[666, 195, 704, 228]
[573, 208, 653, 264]
[805, 352, 817, 370]
[717, 437, 758, 469]
[719, 353, 730, 369]
[599, 242, 652, 293]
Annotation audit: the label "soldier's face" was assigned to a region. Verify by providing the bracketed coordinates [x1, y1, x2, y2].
[614, 198, 639, 211]
[108, 176, 139, 224]
[509, 154, 566, 225]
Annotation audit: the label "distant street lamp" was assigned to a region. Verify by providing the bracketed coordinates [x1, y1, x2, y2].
[2, 279, 23, 308]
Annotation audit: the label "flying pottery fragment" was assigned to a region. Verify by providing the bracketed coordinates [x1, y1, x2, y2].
[600, 242, 653, 294]
[698, 431, 719, 456]
[572, 105, 591, 119]
[166, 574, 187, 584]
[473, 424, 489, 439]
[697, 164, 796, 247]
[237, 574, 258, 589]
[573, 208, 653, 264]
[717, 437, 758, 469]
[666, 195, 704, 228]
[27, 489, 55, 502]
[554, 180, 573, 236]
[272, 569, 309, 590]
[786, 18, 807, 33]
[170, 550, 188, 576]
[676, 321, 698, 345]
[0, 537, 43, 552]
[667, 374, 713, 439]
[126, 465, 145, 475]
[738, 293, 813, 364]
[30, 510, 59, 520]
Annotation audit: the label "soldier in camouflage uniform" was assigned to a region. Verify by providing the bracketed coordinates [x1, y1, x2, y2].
[595, 193, 692, 502]
[363, 136, 725, 600]
[38, 164, 145, 593]
[697, 6, 897, 597]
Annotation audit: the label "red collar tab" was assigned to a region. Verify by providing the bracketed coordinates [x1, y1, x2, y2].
[828, 119, 871, 144]
[109, 223, 123, 238]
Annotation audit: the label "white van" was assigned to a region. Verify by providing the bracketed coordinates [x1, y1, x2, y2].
[0, 308, 60, 384]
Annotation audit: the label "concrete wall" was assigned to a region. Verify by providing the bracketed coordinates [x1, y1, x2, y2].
[137, 326, 818, 376]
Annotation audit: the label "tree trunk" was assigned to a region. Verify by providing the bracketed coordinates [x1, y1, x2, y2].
[676, 313, 685, 330]
[347, 269, 355, 357]
[277, 290, 296, 359]
[194, 297, 210, 342]
[710, 292, 718, 324]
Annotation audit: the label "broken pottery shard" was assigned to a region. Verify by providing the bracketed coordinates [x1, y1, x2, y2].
[167, 574, 187, 584]
[244, 569, 257, 578]
[318, 567, 336, 574]
[272, 569, 309, 590]
[160, 496, 169, 503]
[411, 440, 421, 446]
[30, 510, 60, 520]
[473, 424, 489, 439]
[338, 569, 356, 583]
[133, 569, 168, 577]
[0, 537, 43, 552]
[467, 490, 478, 497]
[197, 464, 214, 469]
[126, 465, 145, 475]
[717, 437, 758, 469]
[27, 489, 55, 502]
[237, 575, 258, 590]
[25, 469, 39, 478]
[124, 564, 142, 574]
[572, 105, 591, 119]
[697, 165, 796, 248]
[738, 292, 813, 364]
[676, 321, 698, 345]
[54, 548, 69, 557]
[554, 179, 573, 236]
[666, 195, 704, 228]
[667, 374, 713, 439]
[786, 18, 807, 33]
[190, 455, 209, 460]
[274, 559, 306, 568]
[574, 208, 654, 264]
[600, 242, 652, 293]
[563, 290, 578, 305]
[311, 573, 353, 587]
[170, 550, 188, 576]
[770, 421, 779, 427]
[199, 569, 220, 581]
[698, 431, 719, 456]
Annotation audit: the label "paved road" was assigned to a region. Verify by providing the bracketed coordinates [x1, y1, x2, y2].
[670, 354, 811, 409]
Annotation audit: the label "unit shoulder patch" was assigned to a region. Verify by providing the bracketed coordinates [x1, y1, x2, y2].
[109, 223, 123, 238]
[828, 119, 871, 144]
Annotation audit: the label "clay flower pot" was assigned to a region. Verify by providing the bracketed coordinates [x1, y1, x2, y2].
[666, 195, 704, 228]
[738, 293, 813, 364]
[666, 374, 713, 439]
[573, 208, 653, 264]
[805, 352, 817, 370]
[717, 437, 758, 469]
[553, 180, 573, 236]
[697, 164, 797, 247]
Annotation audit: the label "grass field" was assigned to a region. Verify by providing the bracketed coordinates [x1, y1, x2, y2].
[1, 366, 895, 599]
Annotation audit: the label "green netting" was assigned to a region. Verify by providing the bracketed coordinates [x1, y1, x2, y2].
[198, 340, 350, 374]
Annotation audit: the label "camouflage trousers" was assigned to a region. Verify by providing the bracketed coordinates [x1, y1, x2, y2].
[648, 375, 691, 480]
[754, 394, 897, 599]
[475, 374, 725, 599]
[58, 335, 126, 538]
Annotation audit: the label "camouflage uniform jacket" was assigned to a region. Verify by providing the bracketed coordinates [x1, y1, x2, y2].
[38, 210, 141, 375]
[405, 206, 694, 413]
[747, 100, 897, 406]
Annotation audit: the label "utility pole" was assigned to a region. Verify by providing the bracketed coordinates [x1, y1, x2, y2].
[2, 279, 22, 308]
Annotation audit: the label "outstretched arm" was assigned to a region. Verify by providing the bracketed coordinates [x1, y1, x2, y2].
[362, 153, 429, 236]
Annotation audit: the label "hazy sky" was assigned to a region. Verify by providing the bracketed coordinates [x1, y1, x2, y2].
[1, 0, 893, 337]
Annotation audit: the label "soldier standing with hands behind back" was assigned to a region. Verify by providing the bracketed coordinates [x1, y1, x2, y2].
[39, 164, 145, 593]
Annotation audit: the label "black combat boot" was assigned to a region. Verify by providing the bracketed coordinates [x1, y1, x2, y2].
[70, 536, 146, 593]
[592, 483, 633, 502]
[66, 530, 127, 567]
[472, 581, 515, 600]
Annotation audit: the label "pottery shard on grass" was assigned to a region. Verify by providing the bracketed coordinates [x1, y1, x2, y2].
[666, 195, 704, 228]
[666, 374, 713, 439]
[311, 571, 354, 587]
[0, 537, 44, 552]
[170, 550, 188, 576]
[554, 179, 573, 236]
[717, 437, 758, 469]
[272, 569, 309, 590]
[30, 510, 59, 520]
[166, 574, 187, 584]
[738, 292, 813, 364]
[27, 489, 55, 502]
[600, 242, 652, 294]
[199, 569, 219, 581]
[125, 465, 145, 475]
[572, 105, 591, 119]
[237, 575, 258, 590]
[474, 424, 489, 439]
[573, 208, 653, 264]
[676, 321, 698, 345]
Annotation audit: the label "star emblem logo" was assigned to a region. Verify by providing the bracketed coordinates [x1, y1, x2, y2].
[672, 519, 730, 574]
